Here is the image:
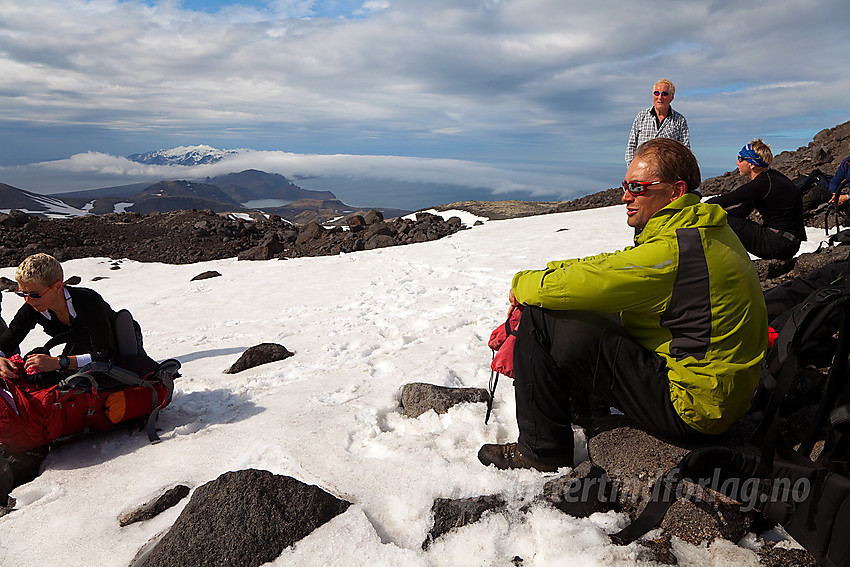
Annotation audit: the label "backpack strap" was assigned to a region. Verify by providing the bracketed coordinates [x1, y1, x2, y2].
[144, 359, 180, 443]
[609, 462, 684, 544]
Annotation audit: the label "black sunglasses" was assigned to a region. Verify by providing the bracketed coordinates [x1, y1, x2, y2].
[14, 280, 61, 299]
[653, 90, 670, 97]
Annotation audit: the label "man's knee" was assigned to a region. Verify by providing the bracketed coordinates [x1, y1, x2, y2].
[516, 308, 617, 368]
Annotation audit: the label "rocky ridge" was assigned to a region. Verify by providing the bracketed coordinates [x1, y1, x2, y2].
[0, 208, 464, 268]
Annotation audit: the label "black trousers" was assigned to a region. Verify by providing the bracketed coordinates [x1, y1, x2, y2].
[513, 307, 709, 466]
[726, 215, 801, 260]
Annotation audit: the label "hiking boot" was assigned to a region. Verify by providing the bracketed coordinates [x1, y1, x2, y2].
[477, 442, 568, 472]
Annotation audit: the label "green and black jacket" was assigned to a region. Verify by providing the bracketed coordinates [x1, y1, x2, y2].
[512, 193, 767, 434]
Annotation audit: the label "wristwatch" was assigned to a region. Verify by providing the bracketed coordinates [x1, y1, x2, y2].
[58, 355, 71, 371]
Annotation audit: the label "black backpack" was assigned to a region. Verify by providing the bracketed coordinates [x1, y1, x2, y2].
[611, 263, 850, 567]
[796, 169, 833, 211]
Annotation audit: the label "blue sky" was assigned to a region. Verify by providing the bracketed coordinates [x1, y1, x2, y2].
[0, 0, 848, 209]
[169, 0, 368, 18]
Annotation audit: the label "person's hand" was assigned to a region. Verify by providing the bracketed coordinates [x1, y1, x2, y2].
[0, 357, 20, 380]
[24, 353, 58, 373]
[507, 289, 522, 318]
[839, 194, 849, 206]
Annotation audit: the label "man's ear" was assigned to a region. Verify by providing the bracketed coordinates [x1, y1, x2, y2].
[670, 180, 687, 202]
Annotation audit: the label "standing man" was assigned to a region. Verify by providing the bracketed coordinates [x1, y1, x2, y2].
[707, 139, 806, 260]
[478, 139, 766, 472]
[626, 78, 690, 165]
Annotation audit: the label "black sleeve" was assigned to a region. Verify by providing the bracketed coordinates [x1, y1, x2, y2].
[0, 292, 7, 335]
[706, 176, 768, 217]
[71, 288, 117, 361]
[0, 304, 40, 357]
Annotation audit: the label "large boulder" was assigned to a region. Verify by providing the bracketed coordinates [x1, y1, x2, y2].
[137, 469, 351, 567]
[587, 417, 755, 545]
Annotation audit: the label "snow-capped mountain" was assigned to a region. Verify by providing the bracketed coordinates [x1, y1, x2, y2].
[126, 145, 240, 166]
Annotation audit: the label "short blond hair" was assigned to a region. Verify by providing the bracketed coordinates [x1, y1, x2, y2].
[749, 138, 773, 166]
[654, 78, 676, 94]
[16, 253, 63, 287]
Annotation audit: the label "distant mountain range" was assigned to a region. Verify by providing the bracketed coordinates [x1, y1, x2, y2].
[0, 146, 410, 223]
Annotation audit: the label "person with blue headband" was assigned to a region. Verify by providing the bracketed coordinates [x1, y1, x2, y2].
[707, 139, 806, 259]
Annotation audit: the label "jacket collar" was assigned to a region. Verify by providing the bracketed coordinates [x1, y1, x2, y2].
[634, 192, 704, 244]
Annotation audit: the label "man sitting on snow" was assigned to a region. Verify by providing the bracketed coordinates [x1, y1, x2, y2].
[478, 138, 767, 472]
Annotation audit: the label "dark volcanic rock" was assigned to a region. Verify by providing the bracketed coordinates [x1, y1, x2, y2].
[552, 187, 623, 213]
[225, 343, 294, 374]
[138, 469, 350, 567]
[423, 495, 506, 549]
[399, 383, 490, 418]
[190, 270, 222, 281]
[363, 209, 384, 224]
[758, 542, 819, 567]
[588, 418, 691, 517]
[755, 246, 850, 290]
[237, 234, 285, 260]
[120, 484, 191, 527]
[346, 214, 367, 231]
[635, 533, 678, 565]
[0, 446, 49, 506]
[588, 417, 754, 545]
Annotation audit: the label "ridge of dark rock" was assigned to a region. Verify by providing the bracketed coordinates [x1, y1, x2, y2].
[0, 208, 465, 268]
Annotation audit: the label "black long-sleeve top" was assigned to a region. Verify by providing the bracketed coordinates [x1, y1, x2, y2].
[707, 169, 806, 241]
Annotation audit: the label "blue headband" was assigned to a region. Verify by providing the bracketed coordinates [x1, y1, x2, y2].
[739, 144, 769, 168]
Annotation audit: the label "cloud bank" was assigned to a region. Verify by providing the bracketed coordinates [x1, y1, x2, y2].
[0, 148, 599, 209]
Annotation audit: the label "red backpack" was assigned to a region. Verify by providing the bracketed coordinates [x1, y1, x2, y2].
[0, 355, 176, 453]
